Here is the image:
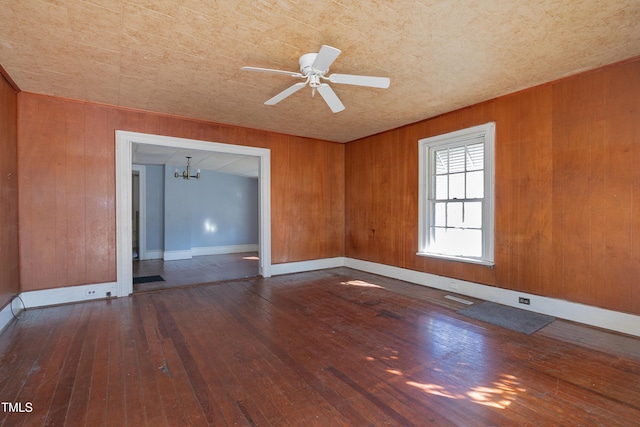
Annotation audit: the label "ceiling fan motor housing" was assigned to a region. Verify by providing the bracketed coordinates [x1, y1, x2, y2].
[299, 52, 320, 75]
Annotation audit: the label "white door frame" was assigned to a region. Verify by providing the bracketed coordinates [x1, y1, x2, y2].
[115, 130, 271, 297]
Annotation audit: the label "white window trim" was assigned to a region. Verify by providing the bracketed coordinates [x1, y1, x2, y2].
[417, 122, 495, 266]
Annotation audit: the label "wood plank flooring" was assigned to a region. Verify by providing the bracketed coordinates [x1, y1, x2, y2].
[132, 252, 259, 292]
[1, 267, 639, 426]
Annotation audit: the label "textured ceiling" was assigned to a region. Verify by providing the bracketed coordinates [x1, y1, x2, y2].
[1, 1, 639, 143]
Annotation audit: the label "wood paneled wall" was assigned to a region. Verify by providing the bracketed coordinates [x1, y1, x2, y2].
[17, 94, 344, 292]
[13, 58, 640, 315]
[346, 58, 640, 315]
[0, 74, 19, 308]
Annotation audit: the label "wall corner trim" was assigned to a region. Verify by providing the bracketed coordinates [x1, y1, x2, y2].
[271, 257, 346, 276]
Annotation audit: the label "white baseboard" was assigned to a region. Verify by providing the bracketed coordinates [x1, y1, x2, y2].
[6, 257, 638, 338]
[192, 244, 259, 256]
[142, 249, 163, 260]
[163, 249, 193, 261]
[271, 257, 345, 276]
[345, 258, 640, 337]
[19, 282, 118, 309]
[144, 245, 259, 261]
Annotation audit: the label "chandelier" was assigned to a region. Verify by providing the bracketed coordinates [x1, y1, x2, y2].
[174, 156, 201, 180]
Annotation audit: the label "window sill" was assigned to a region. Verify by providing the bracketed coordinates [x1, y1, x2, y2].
[416, 251, 494, 267]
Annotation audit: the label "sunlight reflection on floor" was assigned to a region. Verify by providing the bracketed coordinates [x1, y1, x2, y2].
[339, 273, 526, 411]
[366, 315, 525, 410]
[406, 374, 524, 409]
[340, 280, 385, 289]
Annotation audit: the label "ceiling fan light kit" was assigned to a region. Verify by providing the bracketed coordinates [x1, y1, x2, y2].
[242, 45, 390, 113]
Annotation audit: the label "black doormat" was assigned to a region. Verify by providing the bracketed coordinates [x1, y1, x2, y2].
[133, 275, 165, 285]
[458, 301, 555, 334]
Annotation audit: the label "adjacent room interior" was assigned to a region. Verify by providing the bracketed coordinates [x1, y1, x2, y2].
[1, 1, 639, 425]
[130, 143, 261, 292]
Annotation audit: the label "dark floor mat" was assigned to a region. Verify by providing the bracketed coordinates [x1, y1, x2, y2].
[458, 301, 555, 334]
[133, 275, 165, 285]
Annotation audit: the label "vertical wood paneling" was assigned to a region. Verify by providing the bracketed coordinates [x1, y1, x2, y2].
[0, 74, 19, 309]
[64, 101, 88, 286]
[20, 110, 60, 289]
[270, 136, 344, 263]
[494, 85, 553, 297]
[346, 57, 640, 315]
[347, 100, 497, 282]
[397, 125, 420, 268]
[84, 104, 116, 284]
[18, 94, 345, 292]
[551, 59, 640, 312]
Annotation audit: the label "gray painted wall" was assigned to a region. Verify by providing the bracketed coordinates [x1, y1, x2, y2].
[190, 170, 259, 247]
[140, 164, 258, 254]
[164, 165, 193, 252]
[145, 165, 164, 251]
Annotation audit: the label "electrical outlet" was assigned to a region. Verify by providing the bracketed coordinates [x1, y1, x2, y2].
[85, 290, 96, 296]
[518, 297, 530, 305]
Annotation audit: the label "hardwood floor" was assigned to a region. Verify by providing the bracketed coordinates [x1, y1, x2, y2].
[1, 268, 639, 426]
[132, 252, 259, 292]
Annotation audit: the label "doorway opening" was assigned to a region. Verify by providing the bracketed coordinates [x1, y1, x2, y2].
[131, 165, 146, 262]
[116, 131, 271, 297]
[132, 170, 139, 259]
[130, 147, 261, 292]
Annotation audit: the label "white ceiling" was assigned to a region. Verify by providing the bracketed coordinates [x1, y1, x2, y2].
[1, 1, 640, 143]
[132, 143, 259, 178]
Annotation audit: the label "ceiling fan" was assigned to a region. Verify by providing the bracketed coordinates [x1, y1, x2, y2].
[241, 45, 390, 113]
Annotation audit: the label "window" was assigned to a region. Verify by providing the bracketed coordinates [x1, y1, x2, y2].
[418, 122, 495, 265]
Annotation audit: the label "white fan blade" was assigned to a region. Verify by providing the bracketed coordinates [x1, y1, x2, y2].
[265, 82, 307, 105]
[317, 83, 345, 113]
[329, 74, 390, 88]
[241, 66, 304, 78]
[312, 45, 341, 73]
